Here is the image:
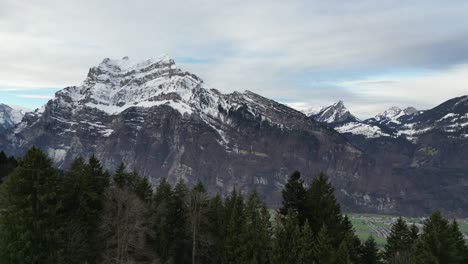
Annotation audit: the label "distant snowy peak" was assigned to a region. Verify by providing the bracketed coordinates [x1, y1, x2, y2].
[0, 104, 30, 129]
[311, 100, 359, 124]
[374, 106, 418, 122]
[366, 106, 420, 129]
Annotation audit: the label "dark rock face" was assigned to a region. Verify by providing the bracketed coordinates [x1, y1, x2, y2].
[1, 56, 467, 216]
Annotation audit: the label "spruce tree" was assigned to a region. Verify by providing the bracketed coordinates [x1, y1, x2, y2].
[382, 217, 413, 263]
[409, 224, 419, 241]
[298, 220, 315, 264]
[413, 211, 464, 264]
[0, 147, 65, 263]
[448, 220, 468, 264]
[113, 162, 128, 188]
[152, 178, 173, 261]
[306, 172, 343, 247]
[189, 181, 209, 264]
[206, 194, 225, 264]
[341, 215, 362, 262]
[61, 157, 101, 263]
[360, 236, 381, 264]
[168, 180, 191, 264]
[312, 224, 334, 264]
[222, 188, 245, 264]
[279, 170, 307, 224]
[336, 238, 353, 264]
[271, 211, 302, 264]
[240, 190, 271, 264]
[87, 154, 110, 195]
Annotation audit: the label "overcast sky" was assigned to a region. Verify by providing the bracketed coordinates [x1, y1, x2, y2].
[1, 0, 468, 118]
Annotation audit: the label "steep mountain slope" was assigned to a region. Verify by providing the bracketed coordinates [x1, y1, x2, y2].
[1, 56, 391, 211]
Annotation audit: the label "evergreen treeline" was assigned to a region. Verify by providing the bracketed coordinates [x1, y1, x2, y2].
[0, 148, 466, 263]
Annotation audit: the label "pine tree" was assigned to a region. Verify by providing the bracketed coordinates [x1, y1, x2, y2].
[169, 180, 191, 264]
[206, 194, 225, 264]
[413, 211, 464, 264]
[336, 238, 353, 264]
[409, 224, 419, 241]
[360, 236, 381, 264]
[448, 220, 468, 264]
[298, 220, 315, 264]
[306, 172, 343, 247]
[134, 174, 153, 202]
[222, 188, 245, 264]
[0, 147, 65, 263]
[189, 181, 209, 264]
[152, 178, 173, 261]
[61, 157, 101, 263]
[113, 162, 128, 188]
[382, 217, 413, 263]
[240, 190, 271, 264]
[279, 170, 307, 224]
[341, 215, 362, 262]
[312, 224, 334, 264]
[271, 211, 302, 264]
[87, 154, 110, 195]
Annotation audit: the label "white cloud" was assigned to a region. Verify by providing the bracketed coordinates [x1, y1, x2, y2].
[337, 63, 468, 117]
[16, 94, 53, 99]
[0, 0, 467, 115]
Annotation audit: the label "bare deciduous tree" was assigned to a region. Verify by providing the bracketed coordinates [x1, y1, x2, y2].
[99, 186, 159, 264]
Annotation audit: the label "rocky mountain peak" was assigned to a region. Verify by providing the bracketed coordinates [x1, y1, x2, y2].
[373, 105, 419, 125]
[312, 100, 358, 124]
[55, 55, 207, 116]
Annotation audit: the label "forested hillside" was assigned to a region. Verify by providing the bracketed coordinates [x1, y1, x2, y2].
[0, 148, 467, 263]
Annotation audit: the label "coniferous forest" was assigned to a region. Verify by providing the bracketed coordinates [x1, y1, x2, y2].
[0, 148, 467, 264]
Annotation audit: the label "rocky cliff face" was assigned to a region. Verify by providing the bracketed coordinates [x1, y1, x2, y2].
[0, 56, 392, 212]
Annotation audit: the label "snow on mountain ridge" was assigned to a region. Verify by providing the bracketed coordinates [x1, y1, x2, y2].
[374, 106, 418, 125]
[0, 104, 30, 129]
[312, 100, 359, 124]
[22, 56, 305, 145]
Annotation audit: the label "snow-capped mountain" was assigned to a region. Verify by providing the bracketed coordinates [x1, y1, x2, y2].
[311, 100, 359, 124]
[2, 55, 386, 212]
[1, 55, 468, 216]
[397, 96, 468, 141]
[0, 104, 29, 130]
[306, 101, 392, 139]
[366, 106, 420, 129]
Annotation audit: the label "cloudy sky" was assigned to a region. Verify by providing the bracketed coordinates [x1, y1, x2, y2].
[1, 0, 468, 118]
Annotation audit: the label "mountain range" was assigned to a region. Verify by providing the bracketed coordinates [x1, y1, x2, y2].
[1, 55, 467, 216]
